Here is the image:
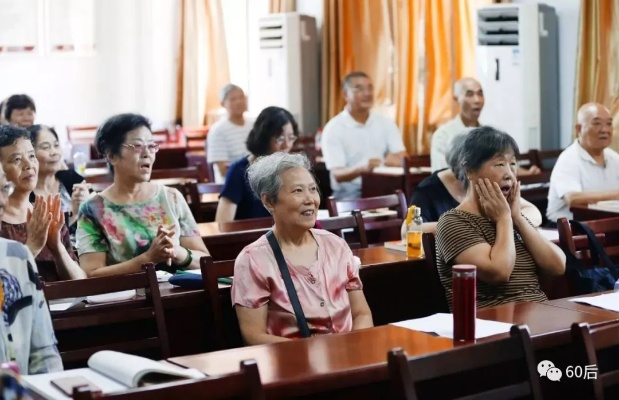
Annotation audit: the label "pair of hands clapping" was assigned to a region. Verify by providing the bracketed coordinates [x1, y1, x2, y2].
[26, 194, 65, 257]
[475, 179, 521, 222]
[146, 224, 177, 265]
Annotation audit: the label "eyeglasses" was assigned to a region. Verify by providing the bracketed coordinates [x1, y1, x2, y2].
[122, 143, 160, 154]
[0, 182, 15, 197]
[275, 135, 297, 145]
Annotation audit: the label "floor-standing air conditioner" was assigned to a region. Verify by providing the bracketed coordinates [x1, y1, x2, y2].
[476, 3, 559, 152]
[255, 13, 319, 136]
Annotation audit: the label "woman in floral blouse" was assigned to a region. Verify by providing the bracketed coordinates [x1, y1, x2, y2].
[76, 113, 209, 277]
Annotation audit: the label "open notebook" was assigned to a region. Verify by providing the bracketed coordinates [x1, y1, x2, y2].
[23, 351, 205, 400]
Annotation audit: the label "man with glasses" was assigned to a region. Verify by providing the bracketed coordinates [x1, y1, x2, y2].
[321, 71, 407, 199]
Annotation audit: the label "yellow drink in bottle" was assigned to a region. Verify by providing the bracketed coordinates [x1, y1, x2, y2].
[406, 207, 424, 258]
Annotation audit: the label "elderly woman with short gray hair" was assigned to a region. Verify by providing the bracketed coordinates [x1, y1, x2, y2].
[231, 152, 374, 345]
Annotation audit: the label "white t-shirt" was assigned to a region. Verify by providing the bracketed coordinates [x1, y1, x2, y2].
[206, 117, 252, 183]
[321, 109, 406, 199]
[547, 141, 619, 222]
[431, 115, 480, 171]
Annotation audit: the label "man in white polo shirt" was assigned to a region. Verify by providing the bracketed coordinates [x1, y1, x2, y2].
[321, 71, 407, 199]
[547, 103, 619, 222]
[206, 84, 252, 183]
[431, 77, 540, 175]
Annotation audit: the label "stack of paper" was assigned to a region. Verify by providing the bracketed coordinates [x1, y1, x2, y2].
[391, 313, 513, 339]
[569, 292, 619, 312]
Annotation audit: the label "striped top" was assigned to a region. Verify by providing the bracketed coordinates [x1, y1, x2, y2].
[206, 118, 252, 183]
[436, 209, 547, 310]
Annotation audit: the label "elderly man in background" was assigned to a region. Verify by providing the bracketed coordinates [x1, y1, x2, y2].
[547, 103, 619, 222]
[321, 71, 407, 199]
[431, 77, 540, 176]
[206, 84, 252, 183]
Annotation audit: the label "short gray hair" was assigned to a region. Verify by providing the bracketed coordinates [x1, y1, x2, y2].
[247, 152, 312, 204]
[219, 84, 243, 103]
[445, 133, 467, 175]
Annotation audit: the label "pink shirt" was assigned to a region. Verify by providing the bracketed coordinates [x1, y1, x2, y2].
[232, 229, 363, 339]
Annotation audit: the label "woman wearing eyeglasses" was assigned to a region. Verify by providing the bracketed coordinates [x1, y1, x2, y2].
[76, 113, 210, 278]
[0, 125, 85, 281]
[215, 106, 299, 223]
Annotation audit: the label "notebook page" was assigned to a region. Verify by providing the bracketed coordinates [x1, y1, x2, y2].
[391, 313, 513, 339]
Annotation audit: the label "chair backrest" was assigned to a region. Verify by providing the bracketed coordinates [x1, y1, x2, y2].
[518, 150, 540, 169]
[186, 151, 215, 183]
[73, 360, 264, 400]
[318, 210, 368, 249]
[571, 321, 619, 400]
[570, 217, 619, 261]
[558, 218, 612, 264]
[402, 155, 431, 199]
[388, 325, 542, 400]
[534, 149, 563, 171]
[67, 125, 98, 142]
[327, 190, 407, 245]
[203, 229, 270, 261]
[200, 256, 238, 350]
[420, 233, 449, 312]
[326, 190, 408, 218]
[43, 264, 169, 366]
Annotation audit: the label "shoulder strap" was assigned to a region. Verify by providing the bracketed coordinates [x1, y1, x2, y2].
[570, 220, 619, 278]
[266, 230, 311, 338]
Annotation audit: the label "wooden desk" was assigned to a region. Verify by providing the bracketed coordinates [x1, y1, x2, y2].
[543, 290, 619, 319]
[168, 325, 453, 399]
[572, 204, 619, 220]
[477, 302, 616, 347]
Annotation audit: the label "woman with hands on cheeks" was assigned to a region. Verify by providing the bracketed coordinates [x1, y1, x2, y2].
[435, 127, 565, 310]
[0, 125, 85, 280]
[76, 113, 209, 277]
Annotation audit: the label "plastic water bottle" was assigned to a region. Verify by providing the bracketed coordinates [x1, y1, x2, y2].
[614, 279, 619, 291]
[73, 151, 87, 176]
[406, 207, 424, 258]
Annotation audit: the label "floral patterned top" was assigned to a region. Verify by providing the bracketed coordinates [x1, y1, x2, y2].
[75, 184, 200, 265]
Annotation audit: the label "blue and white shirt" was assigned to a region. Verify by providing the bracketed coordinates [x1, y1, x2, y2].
[0, 239, 63, 375]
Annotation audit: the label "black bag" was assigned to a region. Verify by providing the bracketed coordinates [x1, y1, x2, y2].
[562, 220, 619, 294]
[266, 230, 311, 338]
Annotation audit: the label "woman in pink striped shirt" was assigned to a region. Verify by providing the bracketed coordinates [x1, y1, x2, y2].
[231, 152, 373, 345]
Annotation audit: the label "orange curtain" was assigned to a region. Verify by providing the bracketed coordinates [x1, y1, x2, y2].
[392, 0, 498, 154]
[574, 0, 614, 118]
[176, 0, 230, 127]
[269, 0, 296, 13]
[321, 0, 392, 125]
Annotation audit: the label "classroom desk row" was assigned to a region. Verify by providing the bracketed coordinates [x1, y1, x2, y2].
[164, 298, 618, 399]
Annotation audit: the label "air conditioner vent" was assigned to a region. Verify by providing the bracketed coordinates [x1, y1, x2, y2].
[478, 7, 519, 45]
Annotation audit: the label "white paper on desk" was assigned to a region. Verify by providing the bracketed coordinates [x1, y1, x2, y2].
[22, 368, 126, 400]
[569, 292, 619, 312]
[48, 297, 85, 311]
[86, 290, 136, 304]
[391, 313, 513, 339]
[537, 228, 559, 242]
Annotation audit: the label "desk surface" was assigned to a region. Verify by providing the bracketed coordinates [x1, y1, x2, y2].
[169, 325, 452, 389]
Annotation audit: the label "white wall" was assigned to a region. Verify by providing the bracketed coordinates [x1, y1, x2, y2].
[512, 0, 581, 148]
[0, 0, 179, 145]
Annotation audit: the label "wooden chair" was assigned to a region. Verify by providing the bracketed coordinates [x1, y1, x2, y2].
[569, 217, 619, 261]
[186, 151, 215, 183]
[215, 217, 274, 233]
[518, 150, 540, 169]
[67, 125, 98, 142]
[73, 360, 264, 400]
[534, 149, 563, 171]
[327, 190, 407, 244]
[420, 233, 449, 312]
[388, 325, 542, 400]
[43, 264, 169, 367]
[200, 256, 238, 350]
[402, 155, 431, 199]
[571, 321, 619, 400]
[557, 218, 609, 265]
[318, 209, 368, 249]
[203, 229, 271, 261]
